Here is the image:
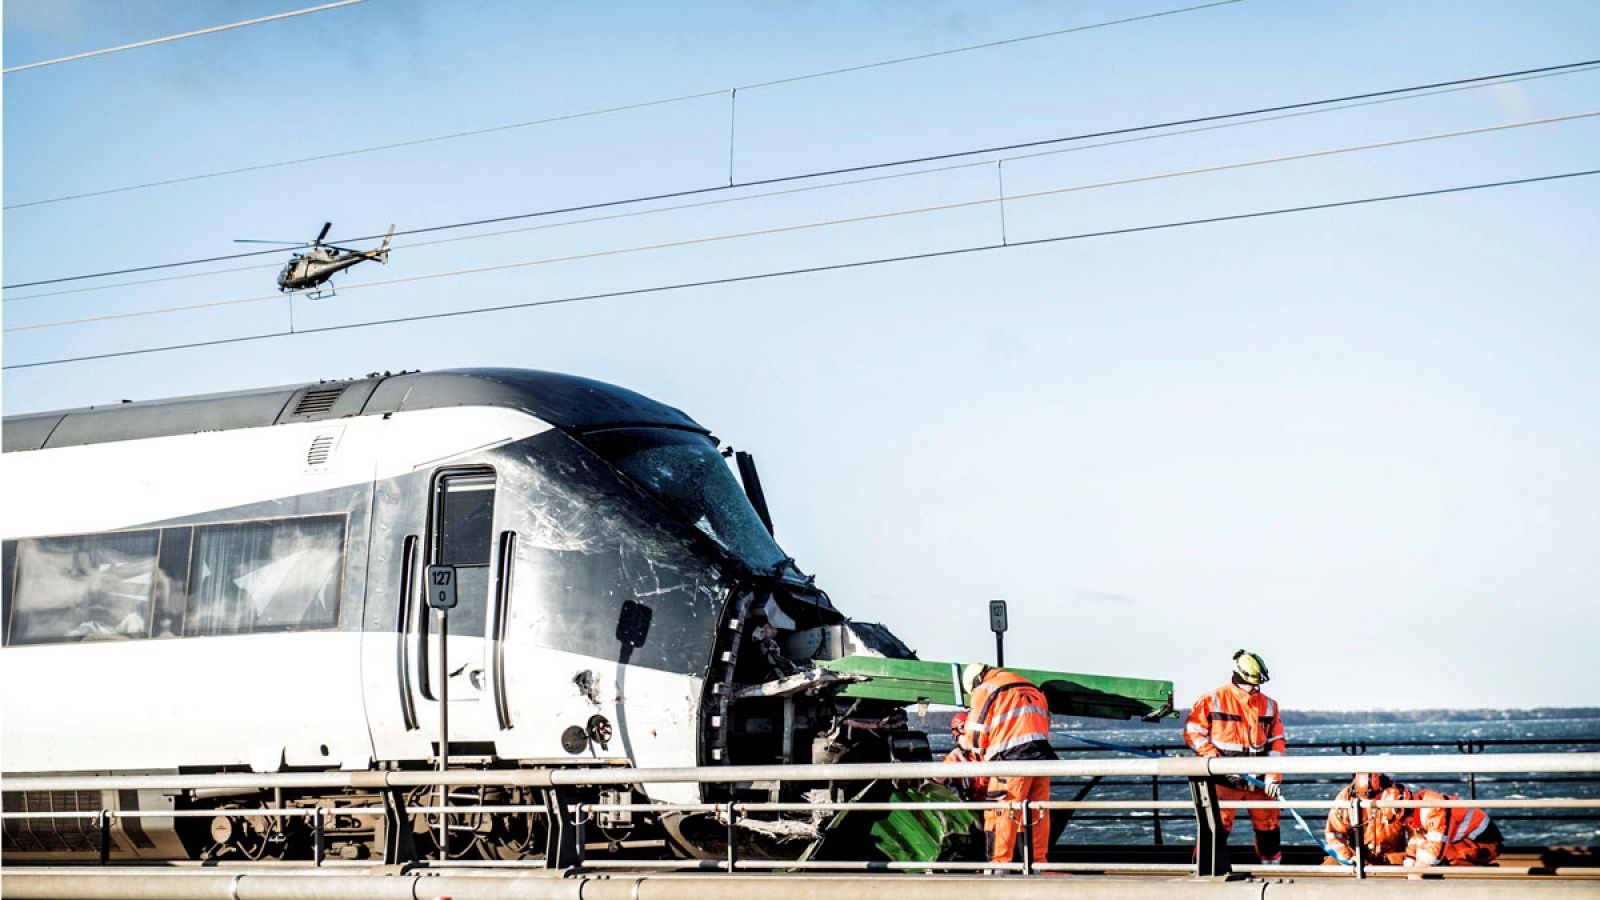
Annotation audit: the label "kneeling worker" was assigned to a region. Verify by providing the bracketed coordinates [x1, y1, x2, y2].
[1325, 773, 1410, 866]
[1398, 780, 1503, 874]
[1184, 650, 1286, 865]
[960, 663, 1057, 867]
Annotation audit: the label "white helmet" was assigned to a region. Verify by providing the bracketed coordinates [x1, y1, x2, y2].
[961, 663, 990, 696]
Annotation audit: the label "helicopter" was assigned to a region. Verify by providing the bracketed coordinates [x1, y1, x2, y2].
[236, 222, 394, 299]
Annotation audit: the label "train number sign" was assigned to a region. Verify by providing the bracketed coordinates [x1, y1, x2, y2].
[427, 565, 458, 609]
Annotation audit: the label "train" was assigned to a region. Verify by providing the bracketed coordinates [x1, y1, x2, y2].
[1, 368, 938, 863]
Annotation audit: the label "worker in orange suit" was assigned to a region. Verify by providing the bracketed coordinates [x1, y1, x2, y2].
[1398, 782, 1502, 875]
[938, 711, 988, 802]
[959, 663, 1056, 867]
[1184, 649, 1286, 864]
[1324, 773, 1410, 866]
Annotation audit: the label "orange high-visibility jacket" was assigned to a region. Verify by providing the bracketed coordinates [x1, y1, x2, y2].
[1184, 683, 1287, 784]
[1404, 790, 1495, 866]
[1325, 784, 1410, 862]
[963, 669, 1053, 761]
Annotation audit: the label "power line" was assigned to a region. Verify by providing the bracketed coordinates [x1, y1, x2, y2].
[3, 1, 367, 74]
[8, 168, 1594, 371]
[9, 56, 1598, 292]
[3, 0, 1241, 209]
[11, 61, 1598, 306]
[740, 0, 1243, 90]
[13, 110, 1594, 335]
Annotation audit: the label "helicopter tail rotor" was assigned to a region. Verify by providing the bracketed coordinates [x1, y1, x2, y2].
[373, 224, 395, 264]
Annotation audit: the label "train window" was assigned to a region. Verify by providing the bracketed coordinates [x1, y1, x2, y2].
[184, 516, 345, 636]
[430, 470, 495, 639]
[585, 428, 790, 573]
[153, 527, 193, 638]
[2, 540, 16, 645]
[7, 530, 161, 645]
[438, 473, 495, 566]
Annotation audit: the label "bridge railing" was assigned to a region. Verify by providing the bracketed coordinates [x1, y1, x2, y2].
[5, 751, 1598, 879]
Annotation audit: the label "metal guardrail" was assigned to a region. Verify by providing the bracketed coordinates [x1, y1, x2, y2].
[4, 752, 1598, 879]
[1033, 735, 1600, 844]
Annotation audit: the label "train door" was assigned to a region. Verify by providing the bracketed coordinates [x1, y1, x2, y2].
[404, 467, 502, 748]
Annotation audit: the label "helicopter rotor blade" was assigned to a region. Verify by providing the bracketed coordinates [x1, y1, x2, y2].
[315, 222, 333, 245]
[233, 238, 308, 245]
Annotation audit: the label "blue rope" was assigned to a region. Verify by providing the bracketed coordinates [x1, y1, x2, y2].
[1056, 733, 1351, 865]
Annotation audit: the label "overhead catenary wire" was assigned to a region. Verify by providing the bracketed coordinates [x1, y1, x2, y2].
[11, 109, 1595, 335]
[2, 0, 368, 74]
[7, 167, 1595, 371]
[11, 60, 1599, 306]
[2, 0, 1241, 210]
[7, 58, 1599, 292]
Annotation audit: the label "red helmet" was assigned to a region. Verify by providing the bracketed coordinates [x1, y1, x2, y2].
[1352, 772, 1392, 798]
[950, 711, 968, 734]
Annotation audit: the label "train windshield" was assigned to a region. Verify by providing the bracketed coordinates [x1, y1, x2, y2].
[586, 428, 793, 576]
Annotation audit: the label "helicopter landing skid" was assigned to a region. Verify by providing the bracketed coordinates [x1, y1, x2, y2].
[299, 285, 336, 301]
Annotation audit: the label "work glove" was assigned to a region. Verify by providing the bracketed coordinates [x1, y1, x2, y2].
[1221, 774, 1252, 791]
[1262, 781, 1282, 800]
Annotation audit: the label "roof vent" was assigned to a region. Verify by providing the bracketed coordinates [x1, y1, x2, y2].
[306, 434, 336, 466]
[294, 387, 344, 417]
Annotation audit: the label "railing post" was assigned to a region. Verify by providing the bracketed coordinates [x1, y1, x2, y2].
[312, 807, 326, 867]
[1188, 777, 1231, 878]
[1351, 796, 1365, 880]
[97, 810, 111, 865]
[1151, 775, 1164, 845]
[1021, 799, 1034, 875]
[542, 788, 581, 869]
[726, 800, 738, 874]
[381, 788, 419, 865]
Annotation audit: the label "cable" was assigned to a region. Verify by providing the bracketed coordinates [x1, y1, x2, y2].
[11, 110, 1594, 334]
[8, 56, 1597, 291]
[3, 1, 367, 74]
[12, 61, 1597, 306]
[3, 0, 1241, 209]
[7, 168, 1593, 371]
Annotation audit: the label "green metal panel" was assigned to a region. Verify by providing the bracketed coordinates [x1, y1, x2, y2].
[818, 656, 1174, 720]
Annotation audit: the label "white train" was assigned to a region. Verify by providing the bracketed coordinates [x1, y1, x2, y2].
[0, 369, 924, 862]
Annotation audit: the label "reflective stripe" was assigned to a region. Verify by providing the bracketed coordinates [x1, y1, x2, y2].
[1425, 831, 1447, 842]
[1267, 750, 1285, 757]
[1266, 698, 1277, 717]
[968, 723, 988, 733]
[991, 705, 1050, 726]
[1185, 723, 1209, 734]
[1415, 851, 1439, 867]
[1454, 811, 1491, 842]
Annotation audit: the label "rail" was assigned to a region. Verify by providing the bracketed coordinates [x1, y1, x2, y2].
[5, 752, 1598, 880]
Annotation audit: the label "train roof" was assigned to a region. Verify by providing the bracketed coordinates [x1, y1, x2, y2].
[2, 368, 708, 452]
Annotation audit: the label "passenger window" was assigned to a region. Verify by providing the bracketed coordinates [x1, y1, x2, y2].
[153, 527, 193, 638]
[185, 516, 345, 636]
[8, 530, 160, 644]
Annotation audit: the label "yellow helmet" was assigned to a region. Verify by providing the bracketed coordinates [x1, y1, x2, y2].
[961, 663, 990, 696]
[1231, 649, 1270, 685]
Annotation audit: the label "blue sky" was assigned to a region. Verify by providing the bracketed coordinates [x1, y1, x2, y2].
[4, 0, 1597, 710]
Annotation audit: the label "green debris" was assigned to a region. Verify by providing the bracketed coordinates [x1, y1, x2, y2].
[798, 780, 980, 867]
[818, 655, 1175, 720]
